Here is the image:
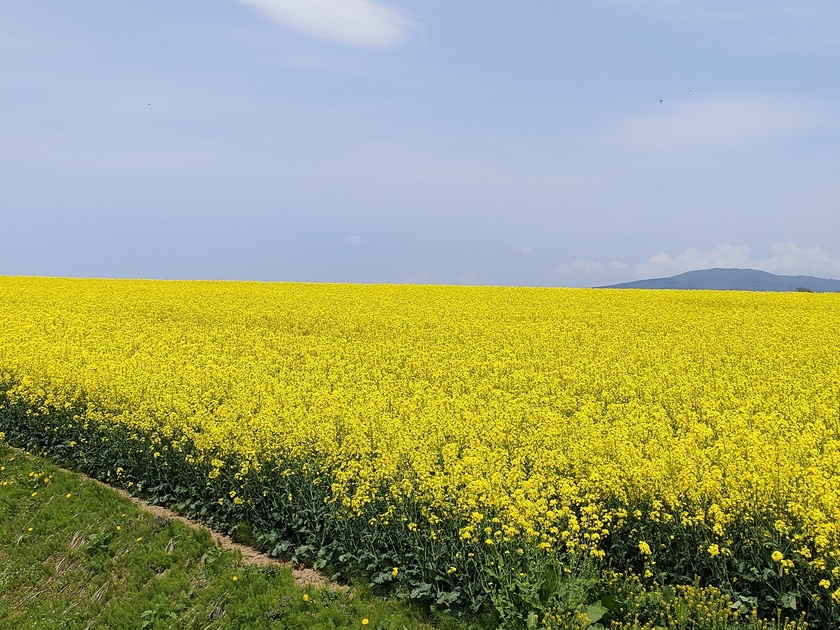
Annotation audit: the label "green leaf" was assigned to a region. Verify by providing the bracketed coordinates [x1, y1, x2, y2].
[526, 611, 538, 630]
[538, 564, 559, 604]
[585, 602, 608, 623]
[600, 594, 626, 616]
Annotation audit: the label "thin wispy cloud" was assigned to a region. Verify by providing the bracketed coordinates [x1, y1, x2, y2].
[609, 0, 839, 25]
[608, 0, 748, 23]
[236, 0, 415, 48]
[555, 243, 840, 285]
[607, 1, 840, 49]
[610, 94, 832, 153]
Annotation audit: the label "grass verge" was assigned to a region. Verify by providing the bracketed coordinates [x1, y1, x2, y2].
[0, 443, 454, 629]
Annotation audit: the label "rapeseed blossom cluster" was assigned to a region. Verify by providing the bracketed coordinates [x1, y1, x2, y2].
[1, 277, 839, 624]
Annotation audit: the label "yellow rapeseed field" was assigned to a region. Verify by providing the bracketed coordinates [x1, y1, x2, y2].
[1, 276, 839, 625]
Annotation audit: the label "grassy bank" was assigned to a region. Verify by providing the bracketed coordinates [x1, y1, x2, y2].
[0, 443, 444, 629]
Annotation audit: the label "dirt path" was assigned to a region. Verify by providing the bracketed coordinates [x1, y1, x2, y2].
[10, 446, 334, 589]
[116, 488, 331, 589]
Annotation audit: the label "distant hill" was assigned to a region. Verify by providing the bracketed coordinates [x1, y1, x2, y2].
[600, 268, 840, 292]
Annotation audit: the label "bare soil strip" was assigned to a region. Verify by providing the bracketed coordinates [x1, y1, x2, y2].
[10, 446, 334, 589]
[117, 489, 331, 588]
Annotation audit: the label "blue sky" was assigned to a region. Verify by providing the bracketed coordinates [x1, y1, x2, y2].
[2, 1, 839, 286]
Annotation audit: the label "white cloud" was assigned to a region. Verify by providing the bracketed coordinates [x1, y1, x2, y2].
[519, 246, 534, 255]
[237, 0, 414, 48]
[633, 243, 753, 278]
[343, 235, 362, 245]
[555, 242, 840, 283]
[758, 242, 840, 276]
[635, 242, 840, 278]
[611, 94, 832, 153]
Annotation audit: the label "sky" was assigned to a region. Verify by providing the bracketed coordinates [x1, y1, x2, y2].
[2, 1, 839, 287]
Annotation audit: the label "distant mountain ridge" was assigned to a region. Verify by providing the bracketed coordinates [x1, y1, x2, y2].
[600, 268, 840, 292]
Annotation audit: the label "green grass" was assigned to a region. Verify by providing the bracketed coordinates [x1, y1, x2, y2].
[0, 444, 450, 629]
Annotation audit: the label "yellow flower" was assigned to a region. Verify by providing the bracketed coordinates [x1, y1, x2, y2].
[65, 493, 72, 498]
[819, 579, 830, 589]
[771, 550, 784, 563]
[7, 276, 840, 617]
[302, 593, 309, 601]
[391, 567, 398, 577]
[361, 619, 369, 625]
